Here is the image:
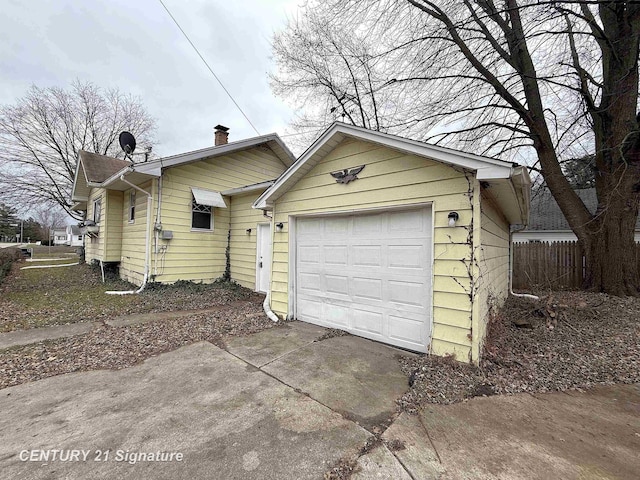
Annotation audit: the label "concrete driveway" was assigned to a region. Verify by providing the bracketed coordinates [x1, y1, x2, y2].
[1, 321, 638, 479]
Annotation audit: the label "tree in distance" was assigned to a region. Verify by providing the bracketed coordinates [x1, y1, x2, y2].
[0, 80, 156, 220]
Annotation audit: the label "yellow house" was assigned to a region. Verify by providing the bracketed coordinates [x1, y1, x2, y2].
[253, 123, 531, 364]
[70, 126, 295, 292]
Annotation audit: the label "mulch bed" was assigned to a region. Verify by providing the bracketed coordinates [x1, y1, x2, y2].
[398, 291, 640, 413]
[0, 300, 278, 390]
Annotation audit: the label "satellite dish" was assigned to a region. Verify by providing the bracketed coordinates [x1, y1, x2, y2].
[119, 131, 137, 155]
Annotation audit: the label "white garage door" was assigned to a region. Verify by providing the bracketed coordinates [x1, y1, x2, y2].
[295, 207, 432, 352]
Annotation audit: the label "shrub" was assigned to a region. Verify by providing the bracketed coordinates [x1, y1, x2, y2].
[0, 248, 23, 284]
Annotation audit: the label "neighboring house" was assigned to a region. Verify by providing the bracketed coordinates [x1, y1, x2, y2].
[70, 125, 295, 289]
[65, 225, 83, 247]
[52, 229, 67, 246]
[513, 187, 640, 243]
[253, 122, 531, 364]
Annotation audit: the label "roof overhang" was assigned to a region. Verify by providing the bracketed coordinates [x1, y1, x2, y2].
[134, 133, 295, 177]
[253, 122, 530, 224]
[101, 167, 158, 191]
[221, 180, 274, 196]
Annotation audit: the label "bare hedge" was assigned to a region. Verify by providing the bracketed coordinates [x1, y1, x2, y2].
[0, 248, 22, 284]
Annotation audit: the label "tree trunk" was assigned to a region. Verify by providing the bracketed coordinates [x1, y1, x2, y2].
[582, 195, 640, 295]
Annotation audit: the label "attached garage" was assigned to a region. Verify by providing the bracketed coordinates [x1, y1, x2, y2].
[295, 207, 432, 352]
[254, 122, 530, 363]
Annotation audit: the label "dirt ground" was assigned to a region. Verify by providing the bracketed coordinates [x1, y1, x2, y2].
[398, 291, 640, 411]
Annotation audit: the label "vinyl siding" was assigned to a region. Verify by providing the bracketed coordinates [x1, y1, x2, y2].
[270, 138, 475, 360]
[84, 188, 124, 263]
[104, 190, 123, 262]
[471, 185, 511, 362]
[229, 191, 269, 289]
[148, 148, 286, 284]
[119, 183, 151, 284]
[85, 188, 105, 262]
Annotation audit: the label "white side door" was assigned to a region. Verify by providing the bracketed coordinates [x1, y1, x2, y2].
[256, 223, 272, 293]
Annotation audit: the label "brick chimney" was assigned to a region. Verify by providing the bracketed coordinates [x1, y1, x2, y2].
[214, 125, 229, 146]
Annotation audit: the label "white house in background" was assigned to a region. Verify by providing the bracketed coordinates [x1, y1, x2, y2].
[513, 187, 640, 243]
[65, 225, 83, 247]
[52, 229, 67, 245]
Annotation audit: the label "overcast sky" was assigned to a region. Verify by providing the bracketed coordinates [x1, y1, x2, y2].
[0, 0, 301, 157]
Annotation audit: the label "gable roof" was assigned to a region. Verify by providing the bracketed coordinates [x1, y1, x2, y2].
[79, 151, 131, 183]
[527, 188, 640, 231]
[134, 133, 296, 177]
[71, 133, 295, 206]
[253, 122, 530, 224]
[71, 151, 132, 203]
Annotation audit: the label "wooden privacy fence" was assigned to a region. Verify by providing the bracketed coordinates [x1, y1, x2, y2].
[512, 241, 640, 289]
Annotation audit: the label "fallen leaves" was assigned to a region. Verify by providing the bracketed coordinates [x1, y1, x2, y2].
[397, 291, 640, 413]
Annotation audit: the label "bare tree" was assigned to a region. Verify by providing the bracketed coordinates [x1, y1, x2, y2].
[272, 1, 640, 295]
[33, 206, 67, 246]
[0, 80, 156, 220]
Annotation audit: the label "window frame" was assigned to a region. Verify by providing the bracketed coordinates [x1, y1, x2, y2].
[93, 198, 102, 224]
[191, 196, 213, 231]
[128, 190, 136, 223]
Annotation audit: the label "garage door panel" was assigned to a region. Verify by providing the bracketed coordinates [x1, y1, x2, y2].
[351, 309, 384, 336]
[296, 208, 432, 353]
[388, 315, 425, 344]
[387, 209, 428, 233]
[353, 214, 382, 235]
[388, 245, 427, 269]
[297, 298, 322, 320]
[325, 274, 349, 295]
[298, 272, 322, 292]
[325, 303, 350, 327]
[351, 277, 383, 301]
[324, 217, 349, 234]
[298, 245, 321, 264]
[352, 245, 382, 267]
[388, 280, 427, 307]
[324, 246, 348, 265]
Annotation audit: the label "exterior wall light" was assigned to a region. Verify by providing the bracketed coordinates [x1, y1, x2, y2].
[276, 222, 284, 232]
[246, 228, 252, 235]
[448, 211, 459, 227]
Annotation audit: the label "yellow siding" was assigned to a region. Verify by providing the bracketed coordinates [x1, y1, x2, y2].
[471, 185, 511, 363]
[119, 183, 152, 284]
[270, 138, 475, 360]
[147, 148, 286, 285]
[84, 188, 105, 263]
[84, 188, 124, 263]
[104, 190, 123, 262]
[228, 191, 269, 289]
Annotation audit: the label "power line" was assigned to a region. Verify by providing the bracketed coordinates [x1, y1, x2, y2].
[157, 0, 260, 135]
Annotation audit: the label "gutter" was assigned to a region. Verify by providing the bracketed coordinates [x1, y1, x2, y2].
[105, 169, 153, 295]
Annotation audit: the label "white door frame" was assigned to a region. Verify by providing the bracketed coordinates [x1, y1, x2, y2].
[255, 222, 272, 293]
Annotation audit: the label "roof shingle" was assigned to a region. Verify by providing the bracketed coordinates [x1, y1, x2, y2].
[79, 151, 131, 183]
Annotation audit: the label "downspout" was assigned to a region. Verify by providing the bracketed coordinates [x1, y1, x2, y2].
[106, 171, 153, 295]
[507, 172, 538, 301]
[509, 227, 539, 301]
[261, 207, 278, 322]
[263, 291, 279, 322]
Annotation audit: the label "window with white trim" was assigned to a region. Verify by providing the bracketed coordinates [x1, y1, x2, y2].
[129, 190, 136, 223]
[93, 198, 102, 223]
[192, 197, 212, 230]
